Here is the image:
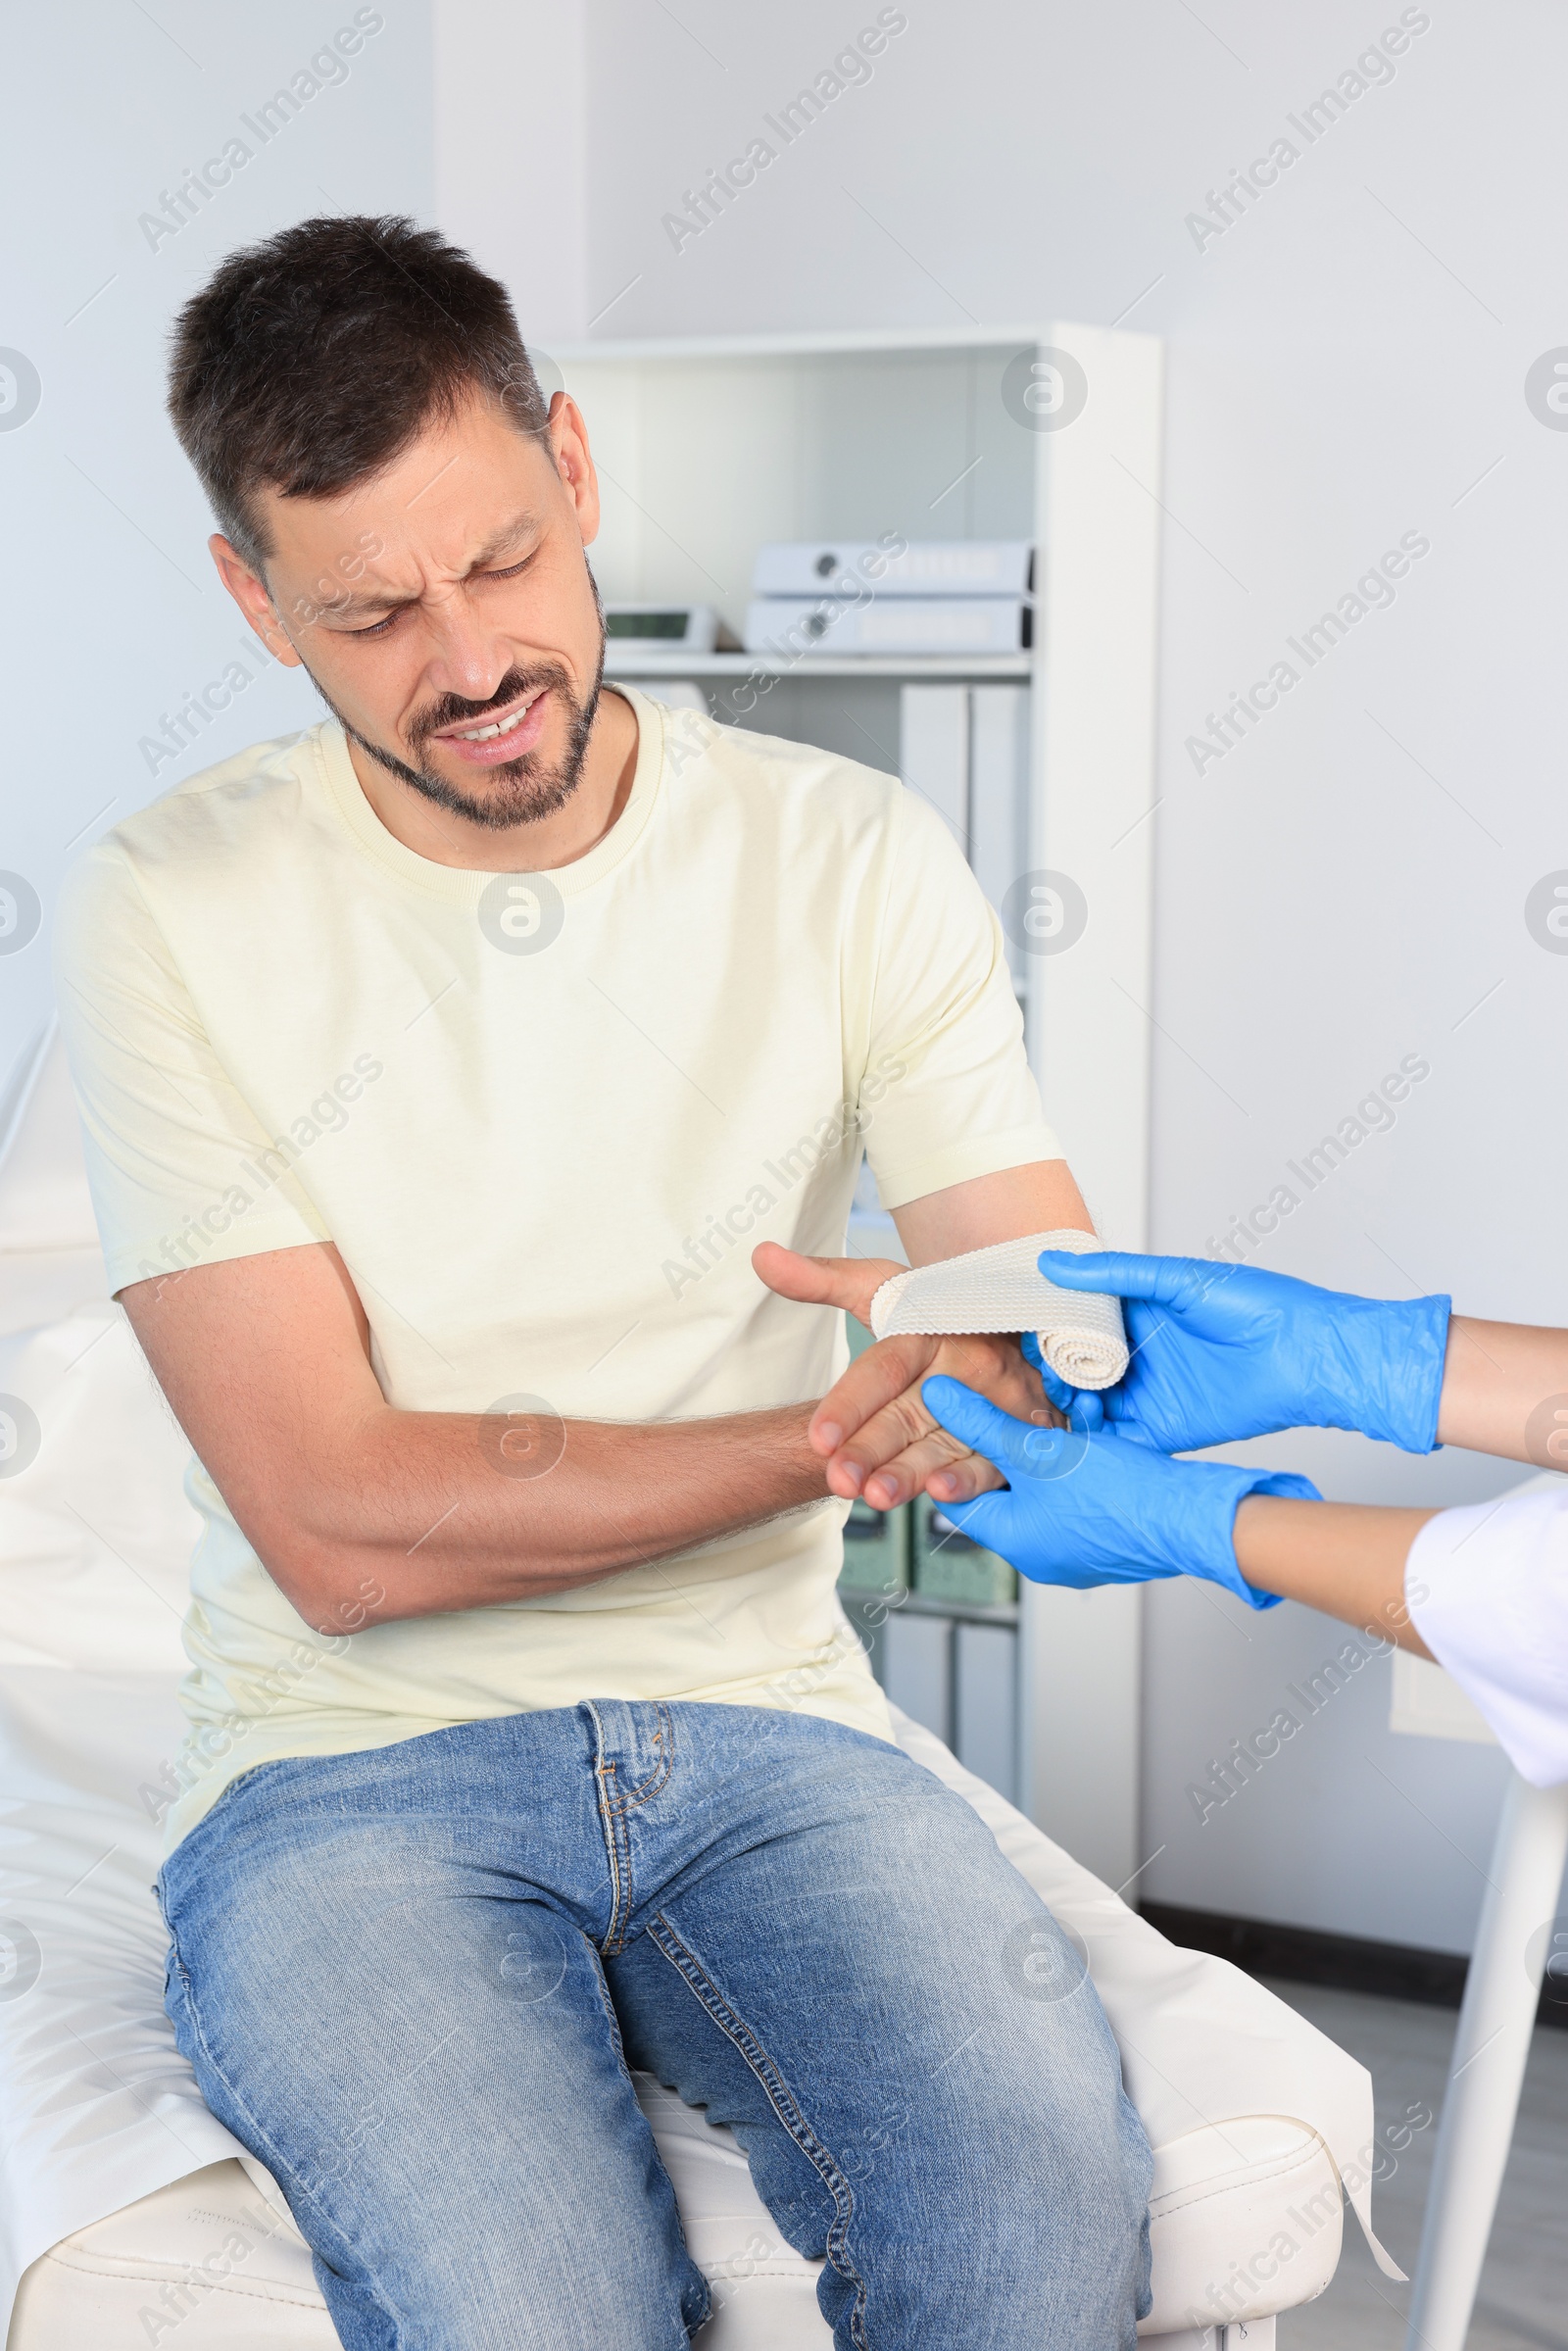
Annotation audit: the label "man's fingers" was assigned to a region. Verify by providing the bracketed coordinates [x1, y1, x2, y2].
[823, 1386, 947, 1501]
[812, 1332, 937, 1456]
[923, 1445, 1014, 1505]
[752, 1241, 897, 1321]
[919, 1375, 1039, 1478]
[852, 1426, 1006, 1511]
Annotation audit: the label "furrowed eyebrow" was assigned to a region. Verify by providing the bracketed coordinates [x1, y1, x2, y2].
[315, 511, 544, 621]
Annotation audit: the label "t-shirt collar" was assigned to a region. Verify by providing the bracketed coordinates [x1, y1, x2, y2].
[313, 683, 665, 900]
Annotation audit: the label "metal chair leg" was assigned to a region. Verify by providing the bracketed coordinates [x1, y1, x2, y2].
[1403, 1771, 1568, 2351]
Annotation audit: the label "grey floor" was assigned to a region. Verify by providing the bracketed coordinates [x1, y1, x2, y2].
[1263, 1980, 1568, 2350]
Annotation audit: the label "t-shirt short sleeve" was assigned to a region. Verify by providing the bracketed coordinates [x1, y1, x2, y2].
[53, 841, 328, 1296]
[1406, 1486, 1568, 1789]
[858, 789, 1060, 1210]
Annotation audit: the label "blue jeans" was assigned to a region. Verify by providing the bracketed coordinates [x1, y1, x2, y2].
[158, 1701, 1152, 2349]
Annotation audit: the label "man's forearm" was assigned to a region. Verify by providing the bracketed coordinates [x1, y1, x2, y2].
[1232, 1496, 1438, 1655]
[253, 1402, 826, 1628]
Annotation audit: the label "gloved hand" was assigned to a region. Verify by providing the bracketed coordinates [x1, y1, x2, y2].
[922, 1376, 1320, 1609]
[1024, 1252, 1450, 1457]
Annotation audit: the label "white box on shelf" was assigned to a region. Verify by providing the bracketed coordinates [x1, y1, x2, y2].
[604, 602, 729, 653]
[899, 684, 969, 851]
[744, 597, 1029, 658]
[752, 539, 1033, 598]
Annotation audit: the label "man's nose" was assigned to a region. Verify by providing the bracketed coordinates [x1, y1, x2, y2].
[418, 590, 514, 704]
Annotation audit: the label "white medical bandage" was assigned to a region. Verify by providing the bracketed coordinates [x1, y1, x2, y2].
[867, 1228, 1129, 1391]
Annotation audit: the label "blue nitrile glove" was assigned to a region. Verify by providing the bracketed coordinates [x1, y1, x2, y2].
[923, 1376, 1321, 1609]
[1026, 1251, 1450, 1457]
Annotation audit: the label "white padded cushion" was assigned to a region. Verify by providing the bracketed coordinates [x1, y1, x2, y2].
[1143, 2115, 1341, 2333]
[8, 2110, 1340, 2349]
[8, 2163, 332, 2348]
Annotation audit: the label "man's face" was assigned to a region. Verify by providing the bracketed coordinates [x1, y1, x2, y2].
[225, 392, 608, 832]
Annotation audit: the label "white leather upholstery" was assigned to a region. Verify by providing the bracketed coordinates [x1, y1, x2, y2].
[9, 2106, 1335, 2349]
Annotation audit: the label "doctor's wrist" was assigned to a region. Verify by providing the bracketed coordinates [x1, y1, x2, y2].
[1329, 1291, 1450, 1453]
[1234, 1495, 1440, 1651]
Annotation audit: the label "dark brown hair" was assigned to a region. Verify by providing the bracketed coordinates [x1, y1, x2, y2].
[168, 215, 551, 568]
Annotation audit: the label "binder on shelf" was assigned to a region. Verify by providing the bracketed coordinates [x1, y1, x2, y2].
[899, 684, 968, 852]
[881, 1611, 954, 1746]
[955, 1622, 1019, 1804]
[743, 597, 1029, 659]
[752, 541, 1033, 598]
[838, 1499, 909, 1599]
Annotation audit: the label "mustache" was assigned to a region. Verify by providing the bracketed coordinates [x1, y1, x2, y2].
[407, 663, 573, 752]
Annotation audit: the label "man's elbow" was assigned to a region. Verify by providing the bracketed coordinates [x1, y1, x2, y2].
[244, 1514, 393, 1640]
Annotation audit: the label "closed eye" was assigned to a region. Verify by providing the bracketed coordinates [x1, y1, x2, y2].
[338, 556, 536, 636]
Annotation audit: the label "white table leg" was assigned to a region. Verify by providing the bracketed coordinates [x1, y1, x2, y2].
[1403, 1771, 1568, 2351]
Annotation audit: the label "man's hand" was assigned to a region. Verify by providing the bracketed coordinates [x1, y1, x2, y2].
[754, 1241, 1056, 1509]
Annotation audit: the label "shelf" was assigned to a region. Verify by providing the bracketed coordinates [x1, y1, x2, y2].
[558, 324, 1066, 365]
[840, 1587, 1020, 1631]
[606, 650, 1033, 681]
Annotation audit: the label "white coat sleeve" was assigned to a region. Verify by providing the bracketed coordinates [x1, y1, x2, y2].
[1405, 1480, 1568, 1788]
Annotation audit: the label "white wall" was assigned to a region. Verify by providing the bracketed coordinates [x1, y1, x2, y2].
[433, 0, 587, 343]
[2, 0, 433, 1091]
[553, 0, 1568, 1952]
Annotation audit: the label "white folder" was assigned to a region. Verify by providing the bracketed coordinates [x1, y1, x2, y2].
[752, 541, 1033, 597]
[955, 1621, 1019, 1804]
[744, 597, 1027, 657]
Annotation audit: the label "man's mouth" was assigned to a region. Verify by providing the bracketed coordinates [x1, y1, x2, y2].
[429, 686, 551, 765]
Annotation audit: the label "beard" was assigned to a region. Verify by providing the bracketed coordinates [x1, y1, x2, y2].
[307, 629, 606, 834]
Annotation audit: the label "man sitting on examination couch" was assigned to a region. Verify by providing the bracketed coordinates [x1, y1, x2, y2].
[53, 216, 1153, 2349]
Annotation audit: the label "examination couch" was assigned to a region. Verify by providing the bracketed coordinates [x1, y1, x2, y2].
[0, 1029, 1401, 2349]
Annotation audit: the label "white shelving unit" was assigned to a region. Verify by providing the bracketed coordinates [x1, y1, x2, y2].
[599, 651, 1033, 681]
[555, 323, 1163, 1888]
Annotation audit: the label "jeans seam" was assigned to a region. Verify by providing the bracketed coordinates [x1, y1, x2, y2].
[589, 1760, 634, 1957]
[646, 1912, 869, 2350]
[583, 1948, 717, 2342]
[164, 1924, 413, 2347]
[586, 1702, 676, 1954]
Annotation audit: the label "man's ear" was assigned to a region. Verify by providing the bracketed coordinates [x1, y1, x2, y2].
[209, 534, 302, 668]
[547, 394, 602, 549]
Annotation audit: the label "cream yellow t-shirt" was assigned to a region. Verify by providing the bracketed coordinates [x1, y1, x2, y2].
[54, 689, 1060, 1847]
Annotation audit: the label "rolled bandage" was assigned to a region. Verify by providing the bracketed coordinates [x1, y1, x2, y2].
[867, 1228, 1128, 1391]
